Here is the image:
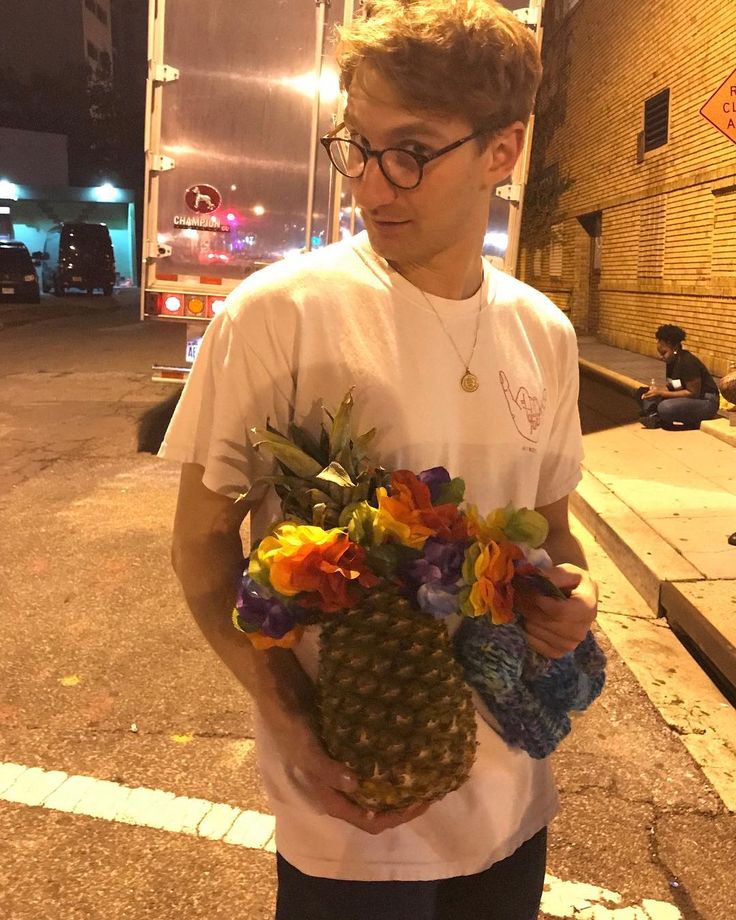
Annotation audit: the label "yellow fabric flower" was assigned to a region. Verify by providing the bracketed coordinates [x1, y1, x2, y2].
[467, 540, 524, 624]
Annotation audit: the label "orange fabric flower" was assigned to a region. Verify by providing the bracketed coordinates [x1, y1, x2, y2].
[375, 470, 468, 548]
[245, 627, 304, 650]
[469, 540, 525, 624]
[268, 530, 378, 613]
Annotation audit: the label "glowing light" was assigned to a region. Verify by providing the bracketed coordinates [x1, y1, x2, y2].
[226, 212, 236, 221]
[230, 184, 237, 191]
[484, 231, 508, 251]
[95, 182, 117, 202]
[210, 298, 227, 316]
[0, 179, 18, 200]
[279, 69, 341, 104]
[252, 205, 266, 216]
[187, 297, 205, 315]
[164, 295, 182, 312]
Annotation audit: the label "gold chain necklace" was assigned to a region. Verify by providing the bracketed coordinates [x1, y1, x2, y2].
[420, 280, 485, 393]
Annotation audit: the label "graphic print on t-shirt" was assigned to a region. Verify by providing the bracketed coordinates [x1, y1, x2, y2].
[499, 370, 547, 444]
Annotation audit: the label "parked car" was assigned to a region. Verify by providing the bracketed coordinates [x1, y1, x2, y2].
[40, 222, 116, 296]
[0, 241, 41, 304]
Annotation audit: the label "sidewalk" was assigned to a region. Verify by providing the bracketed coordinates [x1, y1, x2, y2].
[573, 336, 736, 700]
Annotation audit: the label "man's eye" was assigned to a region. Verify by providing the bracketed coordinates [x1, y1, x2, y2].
[400, 143, 431, 156]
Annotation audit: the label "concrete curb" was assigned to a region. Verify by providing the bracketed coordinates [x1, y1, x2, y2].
[570, 468, 704, 614]
[578, 357, 643, 396]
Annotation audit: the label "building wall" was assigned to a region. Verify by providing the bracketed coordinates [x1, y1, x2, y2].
[82, 0, 113, 69]
[521, 0, 736, 375]
[0, 128, 70, 187]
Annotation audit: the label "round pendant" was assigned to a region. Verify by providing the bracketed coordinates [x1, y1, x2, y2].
[460, 371, 479, 393]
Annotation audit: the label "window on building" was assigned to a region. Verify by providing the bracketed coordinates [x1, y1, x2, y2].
[96, 3, 108, 24]
[533, 249, 543, 276]
[643, 89, 670, 153]
[549, 225, 563, 279]
[712, 187, 736, 277]
[638, 199, 665, 278]
[87, 40, 99, 61]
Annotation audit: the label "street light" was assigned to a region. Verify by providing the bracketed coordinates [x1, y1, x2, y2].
[95, 182, 117, 202]
[0, 179, 19, 200]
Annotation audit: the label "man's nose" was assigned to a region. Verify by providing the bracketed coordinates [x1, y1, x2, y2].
[351, 157, 398, 210]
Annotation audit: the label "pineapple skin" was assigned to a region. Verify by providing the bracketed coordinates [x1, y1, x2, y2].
[318, 590, 478, 812]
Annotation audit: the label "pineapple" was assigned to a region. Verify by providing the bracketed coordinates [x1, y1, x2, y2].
[242, 391, 477, 812]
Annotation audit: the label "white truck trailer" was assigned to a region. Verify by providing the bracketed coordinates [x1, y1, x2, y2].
[141, 0, 544, 381]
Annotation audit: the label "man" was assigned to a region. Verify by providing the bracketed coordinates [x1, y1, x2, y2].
[160, 2, 598, 917]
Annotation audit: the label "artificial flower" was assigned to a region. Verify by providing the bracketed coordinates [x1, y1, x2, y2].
[232, 575, 303, 649]
[418, 467, 465, 505]
[417, 582, 460, 618]
[250, 522, 378, 613]
[375, 470, 468, 549]
[463, 539, 525, 624]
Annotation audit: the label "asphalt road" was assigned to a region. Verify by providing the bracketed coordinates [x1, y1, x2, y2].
[0, 298, 733, 919]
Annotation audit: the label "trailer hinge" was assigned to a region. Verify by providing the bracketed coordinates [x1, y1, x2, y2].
[513, 6, 542, 28]
[149, 154, 175, 173]
[495, 183, 522, 204]
[151, 62, 180, 83]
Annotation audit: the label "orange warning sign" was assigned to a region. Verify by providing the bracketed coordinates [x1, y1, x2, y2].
[701, 67, 736, 145]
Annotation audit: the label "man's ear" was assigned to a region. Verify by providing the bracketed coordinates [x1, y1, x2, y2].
[483, 121, 527, 185]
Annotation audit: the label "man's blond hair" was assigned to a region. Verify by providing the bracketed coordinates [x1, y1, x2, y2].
[337, 0, 542, 132]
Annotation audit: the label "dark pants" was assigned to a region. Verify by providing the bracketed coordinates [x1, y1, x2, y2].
[638, 390, 719, 429]
[275, 827, 548, 920]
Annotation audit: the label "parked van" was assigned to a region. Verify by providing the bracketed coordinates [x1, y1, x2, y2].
[41, 222, 116, 296]
[0, 241, 40, 303]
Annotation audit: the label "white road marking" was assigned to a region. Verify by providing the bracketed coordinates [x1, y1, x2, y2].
[541, 876, 683, 919]
[0, 761, 682, 917]
[0, 761, 275, 852]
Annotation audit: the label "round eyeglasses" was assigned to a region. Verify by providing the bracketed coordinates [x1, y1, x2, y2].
[320, 124, 489, 191]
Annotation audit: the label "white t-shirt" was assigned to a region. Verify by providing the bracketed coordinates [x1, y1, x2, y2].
[160, 232, 584, 882]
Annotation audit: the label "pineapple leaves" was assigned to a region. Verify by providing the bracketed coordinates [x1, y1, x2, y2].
[326, 389, 354, 459]
[287, 422, 327, 465]
[250, 427, 322, 478]
[316, 461, 356, 488]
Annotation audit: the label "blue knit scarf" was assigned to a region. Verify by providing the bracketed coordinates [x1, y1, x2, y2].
[453, 616, 606, 759]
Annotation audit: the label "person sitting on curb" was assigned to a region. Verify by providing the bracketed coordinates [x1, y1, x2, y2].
[637, 324, 720, 430]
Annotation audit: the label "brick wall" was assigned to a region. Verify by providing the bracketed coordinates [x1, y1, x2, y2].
[520, 0, 736, 375]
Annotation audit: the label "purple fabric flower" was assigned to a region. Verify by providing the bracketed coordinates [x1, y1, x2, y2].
[417, 583, 460, 618]
[417, 467, 451, 503]
[235, 575, 297, 639]
[403, 538, 466, 619]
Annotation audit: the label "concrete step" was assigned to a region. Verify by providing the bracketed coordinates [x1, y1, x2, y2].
[571, 468, 736, 698]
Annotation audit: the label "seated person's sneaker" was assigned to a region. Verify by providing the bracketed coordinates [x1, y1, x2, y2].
[640, 415, 661, 428]
[728, 532, 736, 547]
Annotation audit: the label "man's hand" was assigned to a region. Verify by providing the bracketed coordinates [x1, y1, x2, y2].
[643, 386, 668, 399]
[275, 713, 430, 835]
[517, 564, 598, 659]
[499, 370, 547, 442]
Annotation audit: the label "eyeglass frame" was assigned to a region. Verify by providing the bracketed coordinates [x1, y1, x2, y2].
[320, 122, 492, 190]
